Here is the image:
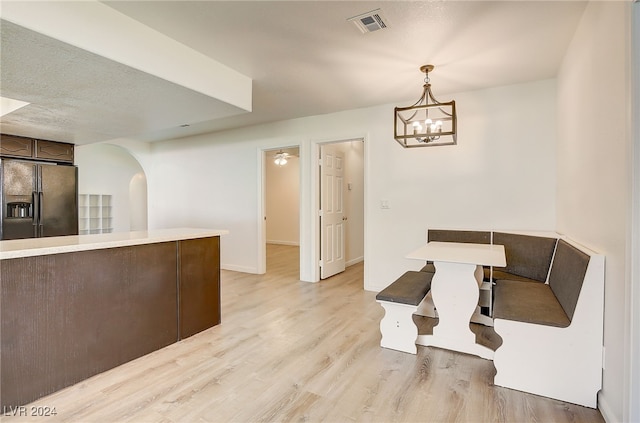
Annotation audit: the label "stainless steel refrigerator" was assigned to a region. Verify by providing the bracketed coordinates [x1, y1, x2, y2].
[1, 158, 78, 240]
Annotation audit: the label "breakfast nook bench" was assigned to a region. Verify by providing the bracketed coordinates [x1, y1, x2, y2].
[375, 228, 605, 408]
[492, 238, 605, 408]
[376, 271, 433, 354]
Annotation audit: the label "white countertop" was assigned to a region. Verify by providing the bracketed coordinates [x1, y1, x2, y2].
[0, 228, 229, 260]
[406, 241, 506, 267]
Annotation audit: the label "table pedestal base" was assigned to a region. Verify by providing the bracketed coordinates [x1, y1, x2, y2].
[417, 261, 494, 360]
[416, 293, 494, 327]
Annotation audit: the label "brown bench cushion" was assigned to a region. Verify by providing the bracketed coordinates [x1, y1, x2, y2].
[492, 232, 558, 283]
[548, 239, 590, 321]
[376, 271, 433, 306]
[493, 279, 570, 327]
[492, 270, 542, 284]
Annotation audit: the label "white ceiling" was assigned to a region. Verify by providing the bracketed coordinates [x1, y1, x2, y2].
[0, 1, 587, 145]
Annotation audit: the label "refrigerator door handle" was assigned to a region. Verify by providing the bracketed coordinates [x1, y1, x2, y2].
[32, 191, 39, 225]
[32, 191, 39, 237]
[38, 191, 44, 236]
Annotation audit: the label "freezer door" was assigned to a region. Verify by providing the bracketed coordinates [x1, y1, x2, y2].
[1, 159, 37, 240]
[39, 164, 78, 237]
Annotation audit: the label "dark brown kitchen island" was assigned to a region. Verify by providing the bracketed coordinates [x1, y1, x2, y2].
[0, 228, 227, 409]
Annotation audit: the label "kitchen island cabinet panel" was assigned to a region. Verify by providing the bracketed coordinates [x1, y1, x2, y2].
[0, 242, 178, 409]
[179, 237, 221, 339]
[0, 229, 226, 408]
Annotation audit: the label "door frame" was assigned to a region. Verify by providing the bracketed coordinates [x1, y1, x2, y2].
[309, 136, 366, 282]
[627, 3, 640, 421]
[257, 144, 302, 275]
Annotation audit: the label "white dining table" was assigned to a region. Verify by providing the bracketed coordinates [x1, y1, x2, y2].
[406, 241, 506, 360]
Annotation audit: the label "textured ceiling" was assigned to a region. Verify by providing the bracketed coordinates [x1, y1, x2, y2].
[0, 19, 247, 144]
[0, 1, 588, 145]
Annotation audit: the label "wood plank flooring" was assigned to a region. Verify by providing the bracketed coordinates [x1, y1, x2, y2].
[3, 244, 604, 422]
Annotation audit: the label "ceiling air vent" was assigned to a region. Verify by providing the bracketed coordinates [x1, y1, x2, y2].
[348, 9, 388, 34]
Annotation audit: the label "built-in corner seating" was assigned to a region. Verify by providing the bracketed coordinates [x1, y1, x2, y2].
[375, 229, 605, 408]
[493, 237, 605, 408]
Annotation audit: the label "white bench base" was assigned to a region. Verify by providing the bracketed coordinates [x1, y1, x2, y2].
[377, 300, 423, 354]
[378, 262, 495, 359]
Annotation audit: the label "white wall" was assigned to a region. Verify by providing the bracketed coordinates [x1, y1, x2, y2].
[141, 78, 556, 287]
[556, 2, 632, 422]
[129, 172, 148, 231]
[75, 143, 147, 233]
[365, 80, 557, 290]
[266, 151, 299, 245]
[146, 133, 267, 273]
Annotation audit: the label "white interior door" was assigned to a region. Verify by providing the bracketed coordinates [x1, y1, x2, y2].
[320, 144, 346, 279]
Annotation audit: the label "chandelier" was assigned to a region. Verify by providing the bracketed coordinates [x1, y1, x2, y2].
[394, 65, 457, 148]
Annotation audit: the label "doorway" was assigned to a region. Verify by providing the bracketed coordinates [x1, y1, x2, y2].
[318, 139, 365, 280]
[264, 147, 300, 273]
[257, 138, 365, 283]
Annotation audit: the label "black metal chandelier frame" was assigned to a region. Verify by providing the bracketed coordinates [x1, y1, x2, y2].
[394, 64, 457, 148]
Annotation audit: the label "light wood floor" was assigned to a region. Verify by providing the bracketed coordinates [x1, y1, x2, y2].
[6, 244, 604, 422]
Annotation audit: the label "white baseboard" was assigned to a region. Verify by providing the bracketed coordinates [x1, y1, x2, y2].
[365, 282, 385, 293]
[266, 240, 300, 246]
[346, 256, 364, 267]
[224, 254, 360, 276]
[221, 263, 260, 274]
[597, 392, 618, 423]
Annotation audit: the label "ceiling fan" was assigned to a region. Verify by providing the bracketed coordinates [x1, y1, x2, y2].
[272, 148, 298, 166]
[274, 151, 289, 166]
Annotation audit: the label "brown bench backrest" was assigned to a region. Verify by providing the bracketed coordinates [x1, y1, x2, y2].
[428, 229, 491, 244]
[493, 232, 558, 283]
[548, 239, 590, 321]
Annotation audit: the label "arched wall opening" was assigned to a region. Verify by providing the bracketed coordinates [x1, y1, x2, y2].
[75, 143, 148, 233]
